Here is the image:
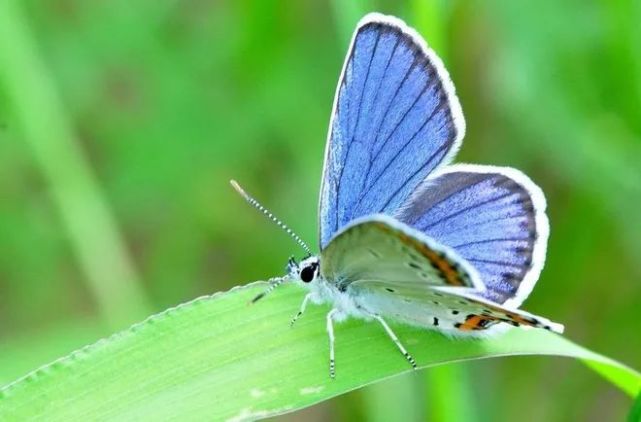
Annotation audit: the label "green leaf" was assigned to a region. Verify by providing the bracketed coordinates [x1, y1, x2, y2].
[1, 283, 639, 420]
[630, 392, 641, 422]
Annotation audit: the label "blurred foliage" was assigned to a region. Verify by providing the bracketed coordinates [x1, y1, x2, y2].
[0, 0, 639, 420]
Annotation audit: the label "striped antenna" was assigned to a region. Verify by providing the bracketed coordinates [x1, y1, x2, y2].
[230, 180, 312, 256]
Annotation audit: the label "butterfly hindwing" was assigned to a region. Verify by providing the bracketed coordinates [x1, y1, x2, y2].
[320, 215, 484, 293]
[348, 281, 564, 334]
[319, 14, 465, 249]
[395, 164, 549, 308]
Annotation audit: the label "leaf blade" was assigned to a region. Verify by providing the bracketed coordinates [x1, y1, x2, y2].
[1, 282, 638, 420]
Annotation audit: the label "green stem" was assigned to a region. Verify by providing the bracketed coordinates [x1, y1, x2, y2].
[409, 2, 478, 420]
[330, 0, 372, 46]
[0, 0, 151, 328]
[362, 373, 425, 421]
[426, 365, 476, 422]
[410, 0, 447, 58]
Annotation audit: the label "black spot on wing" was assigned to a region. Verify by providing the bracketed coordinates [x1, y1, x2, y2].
[368, 248, 381, 258]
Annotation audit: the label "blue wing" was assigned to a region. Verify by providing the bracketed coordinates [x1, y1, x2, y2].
[394, 164, 549, 308]
[318, 13, 465, 249]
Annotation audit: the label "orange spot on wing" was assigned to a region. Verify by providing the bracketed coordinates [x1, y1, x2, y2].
[457, 315, 497, 331]
[455, 306, 542, 332]
[421, 248, 465, 286]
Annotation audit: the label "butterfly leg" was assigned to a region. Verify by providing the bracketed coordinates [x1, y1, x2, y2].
[290, 293, 312, 327]
[326, 308, 339, 379]
[370, 314, 417, 370]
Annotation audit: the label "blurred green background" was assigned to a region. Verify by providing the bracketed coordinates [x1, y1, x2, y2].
[0, 0, 640, 420]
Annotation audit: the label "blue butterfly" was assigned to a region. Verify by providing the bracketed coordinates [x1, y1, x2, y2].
[233, 13, 563, 378]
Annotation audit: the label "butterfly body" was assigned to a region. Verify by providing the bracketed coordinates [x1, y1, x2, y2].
[293, 267, 487, 336]
[235, 12, 563, 377]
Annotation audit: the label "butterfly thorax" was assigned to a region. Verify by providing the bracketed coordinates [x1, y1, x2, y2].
[290, 255, 366, 321]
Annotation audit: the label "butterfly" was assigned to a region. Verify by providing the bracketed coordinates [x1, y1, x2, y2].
[232, 12, 563, 378]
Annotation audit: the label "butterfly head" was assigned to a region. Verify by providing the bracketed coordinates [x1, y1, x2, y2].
[288, 255, 320, 284]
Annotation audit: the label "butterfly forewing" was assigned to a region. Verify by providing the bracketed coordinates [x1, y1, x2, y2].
[320, 215, 483, 292]
[319, 15, 465, 249]
[319, 216, 563, 334]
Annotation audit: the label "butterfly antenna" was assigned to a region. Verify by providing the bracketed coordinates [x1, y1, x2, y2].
[230, 180, 312, 256]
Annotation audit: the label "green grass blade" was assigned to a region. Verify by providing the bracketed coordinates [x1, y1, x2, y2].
[0, 0, 150, 328]
[361, 373, 424, 422]
[1, 283, 638, 420]
[629, 392, 641, 422]
[426, 365, 477, 422]
[330, 0, 372, 46]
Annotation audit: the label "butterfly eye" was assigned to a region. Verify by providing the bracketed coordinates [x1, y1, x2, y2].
[300, 265, 316, 283]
